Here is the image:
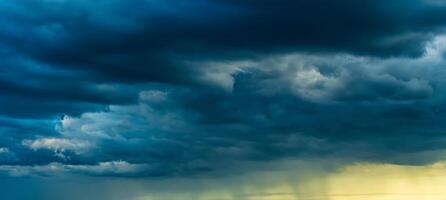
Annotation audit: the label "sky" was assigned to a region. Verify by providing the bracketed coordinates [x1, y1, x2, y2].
[2, 0, 446, 199]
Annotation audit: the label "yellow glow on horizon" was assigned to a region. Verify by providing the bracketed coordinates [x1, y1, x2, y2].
[137, 162, 446, 200]
[320, 162, 446, 200]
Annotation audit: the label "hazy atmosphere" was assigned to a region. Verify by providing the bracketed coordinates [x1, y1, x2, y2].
[2, 0, 446, 199]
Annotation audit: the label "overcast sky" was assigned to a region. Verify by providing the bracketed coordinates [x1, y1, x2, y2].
[2, 0, 446, 199]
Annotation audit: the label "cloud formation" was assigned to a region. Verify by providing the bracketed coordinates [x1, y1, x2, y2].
[1, 0, 446, 180]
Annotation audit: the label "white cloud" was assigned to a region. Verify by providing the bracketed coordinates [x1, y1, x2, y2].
[23, 138, 92, 160]
[0, 148, 9, 154]
[204, 35, 446, 103]
[193, 61, 250, 92]
[0, 161, 150, 177]
[61, 115, 75, 128]
[71, 161, 150, 175]
[292, 67, 344, 102]
[54, 90, 190, 144]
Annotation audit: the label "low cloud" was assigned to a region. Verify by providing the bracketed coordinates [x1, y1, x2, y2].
[0, 161, 150, 177]
[23, 138, 92, 160]
[4, 38, 446, 177]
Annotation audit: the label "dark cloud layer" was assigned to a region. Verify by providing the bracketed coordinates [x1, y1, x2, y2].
[3, 0, 446, 86]
[1, 0, 446, 178]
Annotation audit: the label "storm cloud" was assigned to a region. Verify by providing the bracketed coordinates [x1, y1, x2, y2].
[1, 0, 446, 184]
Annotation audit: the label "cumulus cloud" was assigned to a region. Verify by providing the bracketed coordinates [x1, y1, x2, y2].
[23, 138, 92, 160]
[55, 90, 191, 141]
[292, 67, 344, 102]
[233, 41, 443, 103]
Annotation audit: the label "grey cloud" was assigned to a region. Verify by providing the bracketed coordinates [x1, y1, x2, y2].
[2, 0, 446, 179]
[0, 161, 151, 177]
[13, 42, 446, 176]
